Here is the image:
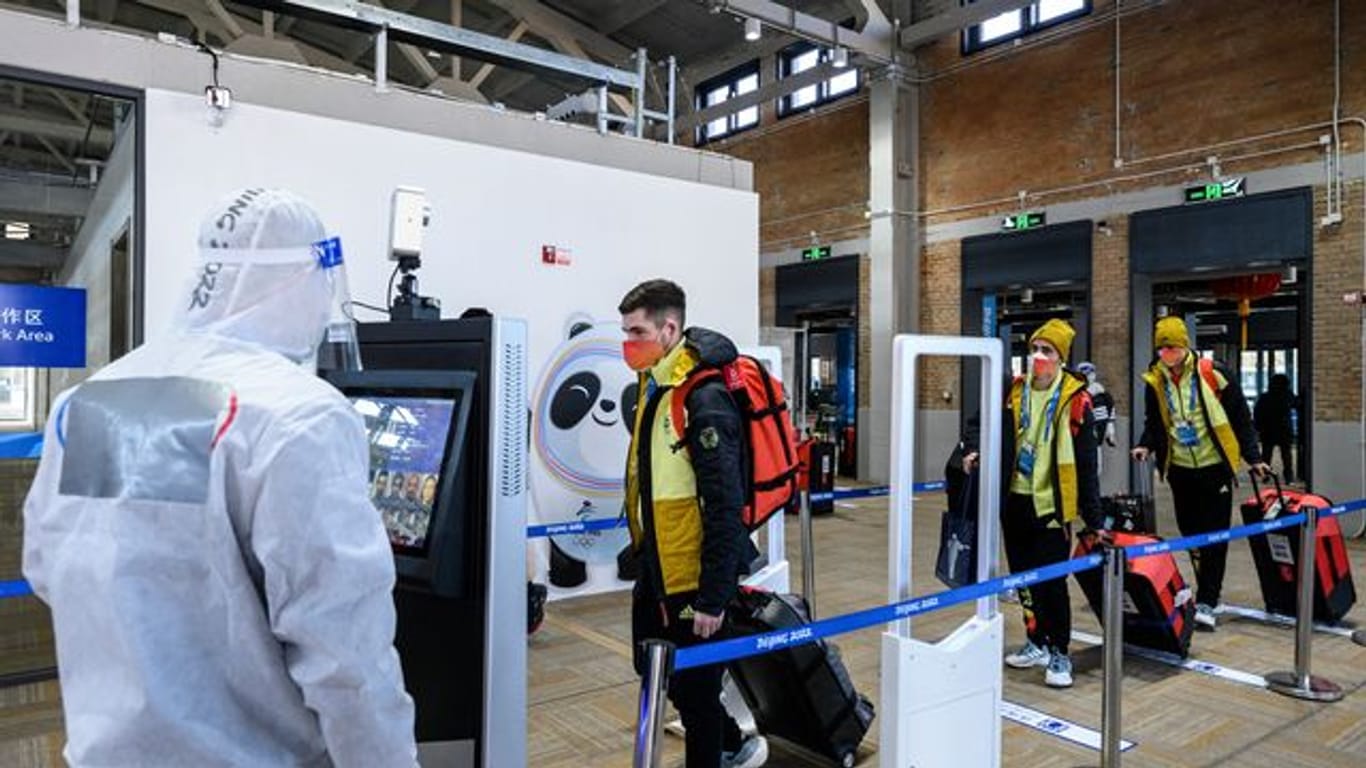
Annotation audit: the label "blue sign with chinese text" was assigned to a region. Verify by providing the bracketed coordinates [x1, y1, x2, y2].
[0, 284, 86, 368]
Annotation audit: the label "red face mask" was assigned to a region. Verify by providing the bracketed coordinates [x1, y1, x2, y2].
[1030, 353, 1057, 381]
[623, 339, 666, 371]
[1159, 348, 1186, 369]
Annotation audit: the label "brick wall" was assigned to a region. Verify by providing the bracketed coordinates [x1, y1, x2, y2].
[1312, 180, 1365, 423]
[919, 0, 1365, 221]
[919, 240, 962, 409]
[718, 98, 871, 253]
[716, 0, 1364, 453]
[1091, 215, 1132, 416]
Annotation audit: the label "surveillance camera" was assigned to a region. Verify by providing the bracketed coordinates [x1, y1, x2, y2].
[390, 187, 431, 263]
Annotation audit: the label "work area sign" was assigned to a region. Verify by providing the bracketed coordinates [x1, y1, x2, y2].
[0, 284, 86, 368]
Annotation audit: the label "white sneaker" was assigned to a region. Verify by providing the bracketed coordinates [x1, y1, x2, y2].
[1194, 603, 1217, 631]
[1045, 652, 1074, 688]
[722, 734, 768, 768]
[1005, 640, 1051, 669]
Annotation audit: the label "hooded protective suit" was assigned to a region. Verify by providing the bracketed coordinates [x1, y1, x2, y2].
[22, 188, 416, 767]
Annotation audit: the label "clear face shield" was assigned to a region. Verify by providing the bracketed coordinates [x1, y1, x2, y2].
[311, 237, 363, 373]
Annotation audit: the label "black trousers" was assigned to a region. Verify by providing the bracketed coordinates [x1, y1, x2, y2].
[1002, 494, 1073, 654]
[632, 587, 743, 768]
[1167, 464, 1234, 607]
[1261, 438, 1295, 483]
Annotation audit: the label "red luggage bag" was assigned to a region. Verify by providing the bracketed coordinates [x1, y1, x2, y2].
[1239, 473, 1355, 624]
[1074, 532, 1196, 657]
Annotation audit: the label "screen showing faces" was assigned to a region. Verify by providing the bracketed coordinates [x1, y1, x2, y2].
[351, 394, 459, 553]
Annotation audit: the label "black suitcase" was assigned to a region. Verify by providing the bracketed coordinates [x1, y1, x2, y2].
[726, 590, 873, 768]
[1102, 460, 1157, 534]
[1239, 473, 1356, 623]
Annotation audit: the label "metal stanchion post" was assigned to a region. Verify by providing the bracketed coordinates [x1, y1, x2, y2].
[800, 488, 816, 618]
[633, 640, 676, 768]
[1100, 544, 1125, 768]
[1266, 506, 1344, 702]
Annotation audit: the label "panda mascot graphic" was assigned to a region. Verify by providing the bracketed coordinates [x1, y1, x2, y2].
[531, 319, 639, 590]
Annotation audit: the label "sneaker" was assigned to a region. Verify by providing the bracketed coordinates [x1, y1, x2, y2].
[722, 734, 769, 768]
[1004, 640, 1051, 669]
[1045, 652, 1074, 688]
[1194, 603, 1217, 631]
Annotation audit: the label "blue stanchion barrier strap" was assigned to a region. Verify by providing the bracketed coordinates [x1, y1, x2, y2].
[525, 517, 628, 538]
[1121, 511, 1308, 561]
[674, 554, 1104, 671]
[0, 579, 33, 599]
[524, 482, 940, 537]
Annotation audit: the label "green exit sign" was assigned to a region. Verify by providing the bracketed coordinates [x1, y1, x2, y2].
[1185, 177, 1246, 204]
[801, 245, 832, 261]
[1001, 211, 1046, 232]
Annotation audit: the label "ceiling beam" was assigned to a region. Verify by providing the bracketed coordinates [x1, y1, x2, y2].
[0, 240, 67, 269]
[485, 0, 633, 66]
[0, 112, 113, 148]
[48, 89, 90, 126]
[677, 59, 843, 134]
[0, 181, 93, 218]
[205, 0, 247, 38]
[595, 0, 667, 34]
[33, 135, 75, 174]
[469, 20, 529, 90]
[899, 0, 1032, 49]
[237, 0, 637, 88]
[709, 0, 894, 63]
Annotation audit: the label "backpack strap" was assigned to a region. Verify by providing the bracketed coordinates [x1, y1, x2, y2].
[1197, 358, 1224, 396]
[1069, 390, 1092, 437]
[669, 367, 723, 451]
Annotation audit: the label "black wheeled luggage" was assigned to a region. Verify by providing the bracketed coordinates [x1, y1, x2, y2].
[1101, 459, 1157, 534]
[726, 589, 873, 768]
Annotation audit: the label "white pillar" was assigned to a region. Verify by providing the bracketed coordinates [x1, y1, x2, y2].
[862, 66, 920, 482]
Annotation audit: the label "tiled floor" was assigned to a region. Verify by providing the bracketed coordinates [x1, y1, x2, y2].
[4, 483, 1366, 767]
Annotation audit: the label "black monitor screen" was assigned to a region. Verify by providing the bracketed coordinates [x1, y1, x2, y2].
[352, 393, 461, 554]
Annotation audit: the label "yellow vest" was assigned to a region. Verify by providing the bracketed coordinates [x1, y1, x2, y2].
[1141, 355, 1242, 476]
[1008, 373, 1087, 524]
[625, 342, 707, 596]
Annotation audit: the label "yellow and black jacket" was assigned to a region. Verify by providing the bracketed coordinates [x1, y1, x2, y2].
[1138, 354, 1261, 479]
[962, 370, 1103, 529]
[625, 327, 754, 614]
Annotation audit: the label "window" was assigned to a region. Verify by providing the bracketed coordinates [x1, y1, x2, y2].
[4, 222, 29, 240]
[962, 0, 1090, 54]
[694, 62, 760, 145]
[778, 44, 862, 117]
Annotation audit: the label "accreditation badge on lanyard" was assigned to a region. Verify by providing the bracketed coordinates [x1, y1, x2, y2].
[1017, 383, 1062, 478]
[1166, 371, 1201, 448]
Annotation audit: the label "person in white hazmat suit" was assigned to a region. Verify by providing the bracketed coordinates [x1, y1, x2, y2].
[22, 188, 417, 767]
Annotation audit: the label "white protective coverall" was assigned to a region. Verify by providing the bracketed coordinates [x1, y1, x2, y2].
[23, 188, 416, 767]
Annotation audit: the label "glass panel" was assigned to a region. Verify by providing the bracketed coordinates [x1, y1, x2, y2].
[737, 74, 758, 95]
[790, 85, 818, 110]
[705, 85, 729, 108]
[789, 48, 819, 74]
[705, 117, 729, 139]
[735, 106, 759, 128]
[827, 69, 859, 97]
[1038, 0, 1087, 23]
[979, 10, 1023, 42]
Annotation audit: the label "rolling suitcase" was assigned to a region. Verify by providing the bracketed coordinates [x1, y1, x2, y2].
[1074, 532, 1196, 657]
[1239, 473, 1356, 624]
[725, 589, 873, 768]
[1101, 459, 1157, 534]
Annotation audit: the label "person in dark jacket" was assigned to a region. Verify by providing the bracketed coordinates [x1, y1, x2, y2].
[963, 319, 1103, 688]
[1132, 317, 1269, 631]
[1254, 373, 1297, 483]
[619, 279, 767, 768]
